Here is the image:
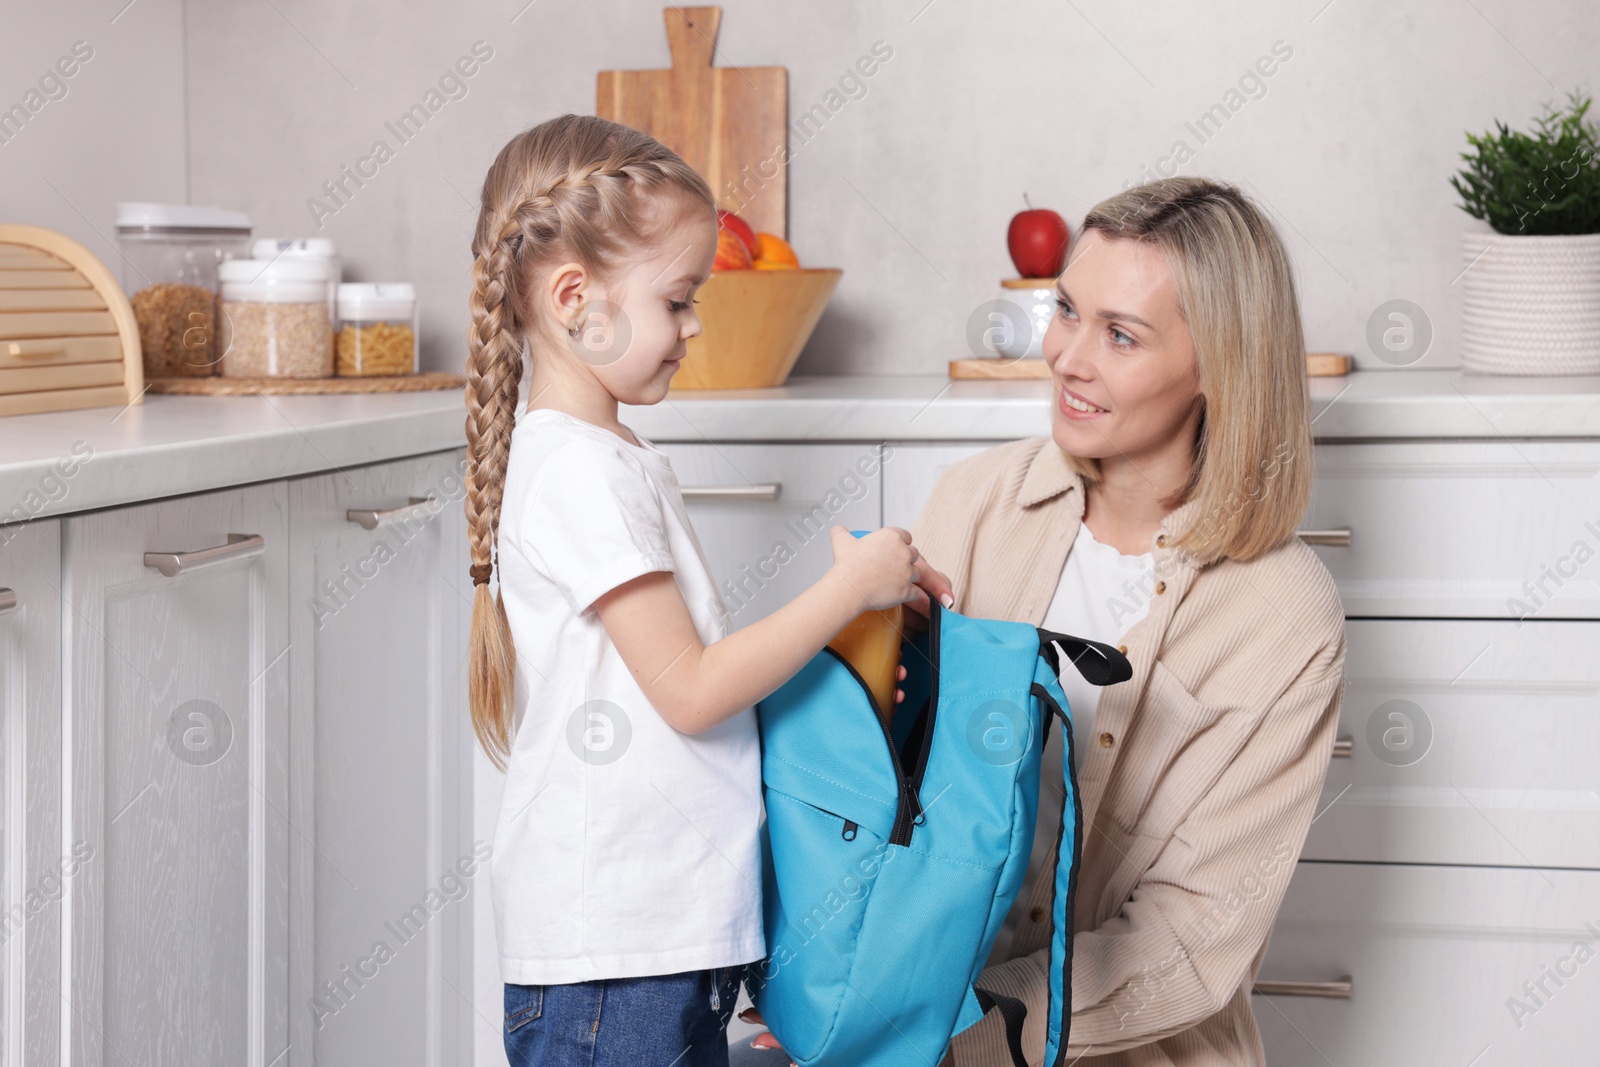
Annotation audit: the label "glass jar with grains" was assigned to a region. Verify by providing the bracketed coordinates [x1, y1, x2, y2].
[116, 202, 252, 378]
[217, 259, 335, 378]
[336, 283, 417, 376]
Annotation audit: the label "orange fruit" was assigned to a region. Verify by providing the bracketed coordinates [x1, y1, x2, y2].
[753, 259, 797, 270]
[753, 232, 800, 268]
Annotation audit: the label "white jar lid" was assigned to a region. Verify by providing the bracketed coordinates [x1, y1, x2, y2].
[220, 258, 332, 303]
[338, 283, 415, 320]
[117, 202, 252, 236]
[253, 237, 338, 260]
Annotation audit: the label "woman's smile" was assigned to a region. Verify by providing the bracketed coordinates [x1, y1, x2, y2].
[1058, 384, 1110, 418]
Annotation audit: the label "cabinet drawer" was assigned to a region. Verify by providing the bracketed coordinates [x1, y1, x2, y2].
[656, 443, 883, 628]
[1304, 618, 1600, 868]
[1257, 862, 1600, 1067]
[1306, 441, 1600, 618]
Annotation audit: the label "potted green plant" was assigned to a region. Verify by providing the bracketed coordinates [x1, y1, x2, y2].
[1450, 89, 1600, 375]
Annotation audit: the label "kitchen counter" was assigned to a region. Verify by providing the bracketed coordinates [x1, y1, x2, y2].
[3, 368, 1599, 521]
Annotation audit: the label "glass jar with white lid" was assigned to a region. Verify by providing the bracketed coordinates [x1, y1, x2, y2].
[115, 202, 252, 377]
[336, 283, 418, 376]
[217, 259, 335, 378]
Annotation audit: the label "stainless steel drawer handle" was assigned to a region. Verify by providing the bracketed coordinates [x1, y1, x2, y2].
[681, 483, 781, 502]
[347, 496, 439, 530]
[0, 588, 15, 615]
[1253, 977, 1353, 999]
[1297, 528, 1352, 547]
[144, 533, 265, 577]
[1331, 735, 1353, 759]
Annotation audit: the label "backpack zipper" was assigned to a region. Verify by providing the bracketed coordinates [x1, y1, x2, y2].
[820, 645, 913, 843]
[901, 598, 941, 830]
[819, 599, 942, 847]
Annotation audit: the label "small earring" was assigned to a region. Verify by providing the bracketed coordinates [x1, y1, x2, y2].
[568, 302, 585, 339]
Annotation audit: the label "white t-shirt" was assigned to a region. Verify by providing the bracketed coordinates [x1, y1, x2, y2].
[1039, 521, 1156, 772]
[491, 406, 764, 985]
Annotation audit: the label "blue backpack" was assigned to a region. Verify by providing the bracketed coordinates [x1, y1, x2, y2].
[749, 595, 1132, 1066]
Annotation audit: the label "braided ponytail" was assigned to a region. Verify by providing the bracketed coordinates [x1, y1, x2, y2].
[464, 114, 714, 770]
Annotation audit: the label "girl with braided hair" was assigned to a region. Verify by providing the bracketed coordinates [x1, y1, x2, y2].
[463, 114, 951, 1065]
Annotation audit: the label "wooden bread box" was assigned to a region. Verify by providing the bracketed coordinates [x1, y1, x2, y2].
[0, 223, 144, 417]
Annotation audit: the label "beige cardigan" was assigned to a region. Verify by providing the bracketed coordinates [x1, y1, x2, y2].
[909, 437, 1347, 1067]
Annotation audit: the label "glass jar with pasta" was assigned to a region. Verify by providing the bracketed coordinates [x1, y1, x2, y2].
[335, 284, 417, 377]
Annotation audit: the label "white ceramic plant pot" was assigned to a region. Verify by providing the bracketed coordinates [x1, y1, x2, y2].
[1461, 231, 1600, 375]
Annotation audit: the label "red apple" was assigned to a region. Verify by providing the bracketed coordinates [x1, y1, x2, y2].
[1007, 206, 1070, 279]
[711, 227, 753, 271]
[717, 209, 761, 259]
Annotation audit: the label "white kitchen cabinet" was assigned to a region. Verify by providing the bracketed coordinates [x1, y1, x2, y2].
[658, 442, 885, 627]
[1255, 861, 1600, 1066]
[286, 451, 474, 1067]
[1304, 440, 1600, 619]
[881, 442, 1000, 532]
[1, 519, 62, 1067]
[62, 483, 290, 1067]
[1305, 618, 1600, 869]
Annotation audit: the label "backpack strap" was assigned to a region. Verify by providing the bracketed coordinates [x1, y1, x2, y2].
[972, 985, 1030, 1067]
[1037, 629, 1132, 686]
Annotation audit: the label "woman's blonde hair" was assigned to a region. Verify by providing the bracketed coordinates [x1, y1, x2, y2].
[1069, 176, 1312, 565]
[464, 114, 715, 769]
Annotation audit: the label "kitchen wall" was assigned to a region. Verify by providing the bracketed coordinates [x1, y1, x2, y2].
[4, 1, 1596, 375]
[0, 0, 188, 285]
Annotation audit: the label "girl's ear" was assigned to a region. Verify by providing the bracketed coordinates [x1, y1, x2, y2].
[543, 261, 590, 330]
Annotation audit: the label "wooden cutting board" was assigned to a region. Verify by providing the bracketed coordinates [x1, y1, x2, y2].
[597, 6, 788, 238]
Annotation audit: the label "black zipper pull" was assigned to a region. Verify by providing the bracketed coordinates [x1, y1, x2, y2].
[841, 820, 858, 841]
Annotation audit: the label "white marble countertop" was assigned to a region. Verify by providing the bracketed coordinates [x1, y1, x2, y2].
[2, 369, 1598, 522]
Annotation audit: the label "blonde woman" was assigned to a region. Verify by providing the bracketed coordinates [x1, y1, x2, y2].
[461, 114, 932, 1066]
[746, 177, 1348, 1065]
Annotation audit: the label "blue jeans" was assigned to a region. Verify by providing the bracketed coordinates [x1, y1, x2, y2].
[504, 964, 746, 1067]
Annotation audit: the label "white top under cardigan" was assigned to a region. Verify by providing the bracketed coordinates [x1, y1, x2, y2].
[989, 520, 1154, 968]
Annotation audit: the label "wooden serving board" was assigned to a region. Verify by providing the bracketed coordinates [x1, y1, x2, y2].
[597, 6, 787, 237]
[950, 352, 1353, 380]
[146, 372, 464, 395]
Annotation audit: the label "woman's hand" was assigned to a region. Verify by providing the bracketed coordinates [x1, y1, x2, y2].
[901, 560, 955, 635]
[737, 1007, 794, 1065]
[895, 560, 953, 705]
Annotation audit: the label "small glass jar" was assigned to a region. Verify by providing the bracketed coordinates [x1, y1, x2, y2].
[217, 259, 335, 378]
[336, 283, 418, 376]
[116, 202, 252, 377]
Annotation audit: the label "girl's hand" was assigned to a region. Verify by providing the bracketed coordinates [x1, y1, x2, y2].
[737, 1007, 794, 1065]
[825, 526, 921, 612]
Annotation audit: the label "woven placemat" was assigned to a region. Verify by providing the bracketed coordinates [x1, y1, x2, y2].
[146, 372, 465, 395]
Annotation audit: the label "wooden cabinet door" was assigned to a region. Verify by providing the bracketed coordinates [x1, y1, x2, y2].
[63, 483, 289, 1067]
[287, 451, 473, 1067]
[0, 519, 62, 1067]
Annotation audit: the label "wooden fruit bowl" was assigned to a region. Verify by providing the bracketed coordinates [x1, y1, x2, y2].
[668, 267, 841, 390]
